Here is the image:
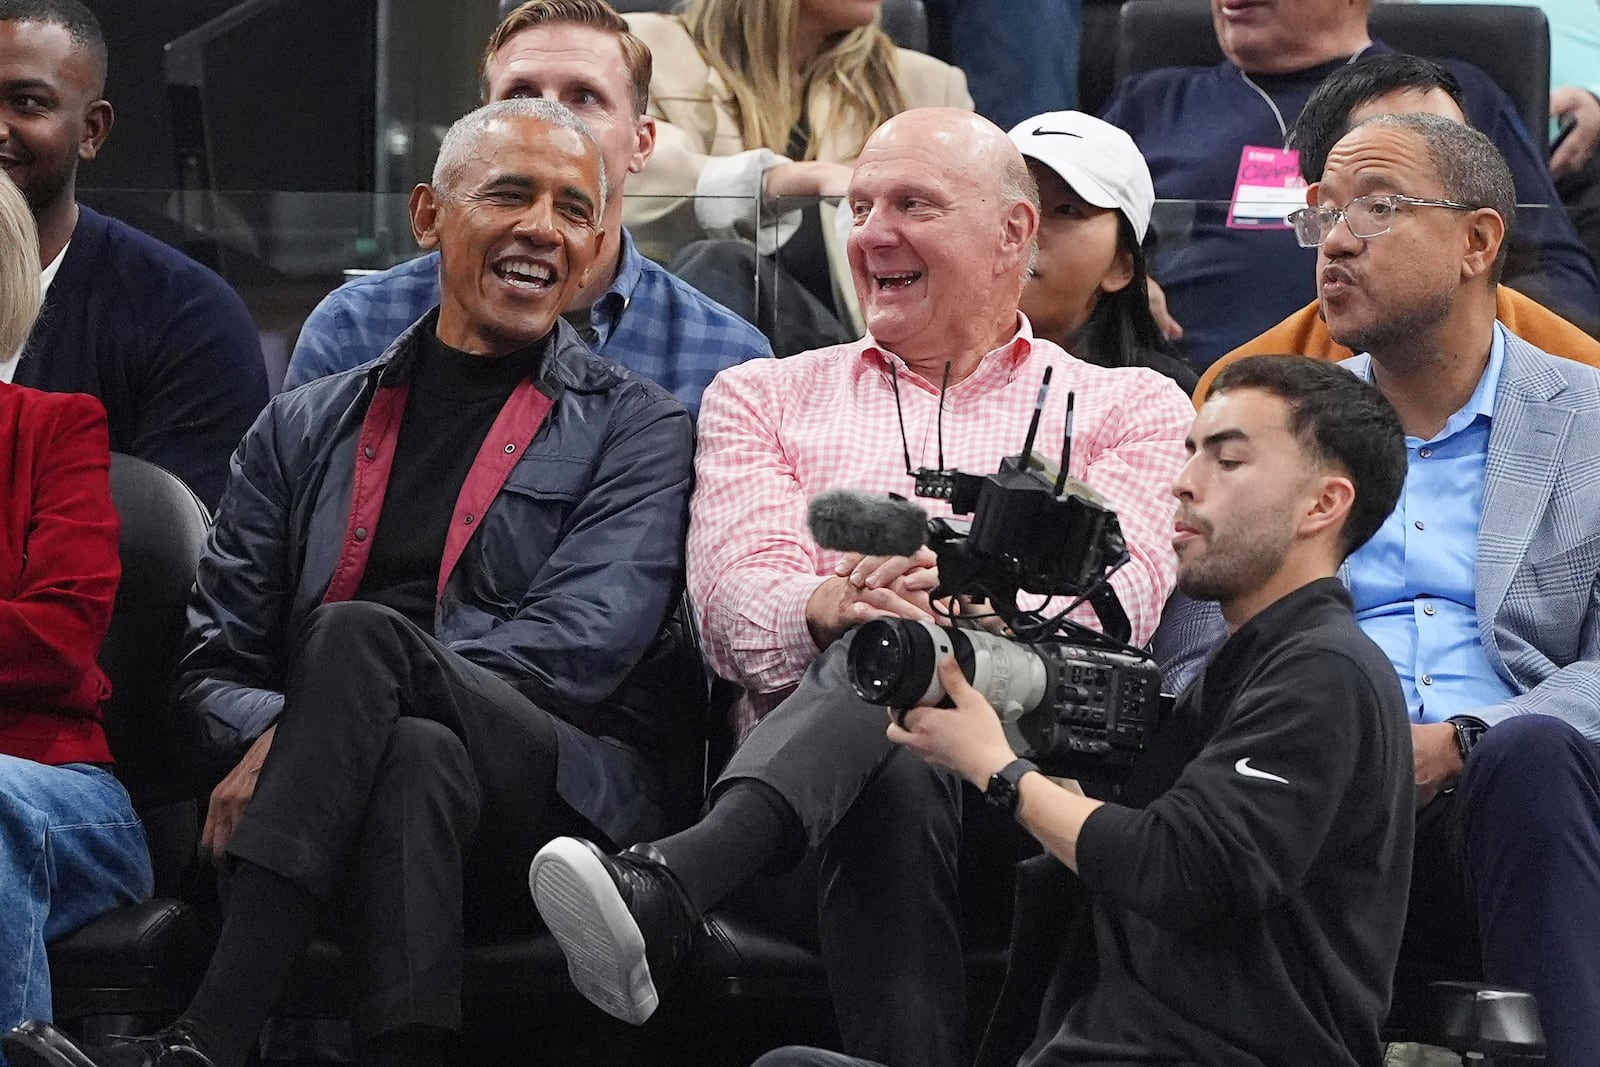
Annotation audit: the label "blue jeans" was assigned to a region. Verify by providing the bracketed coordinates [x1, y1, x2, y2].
[0, 756, 152, 1052]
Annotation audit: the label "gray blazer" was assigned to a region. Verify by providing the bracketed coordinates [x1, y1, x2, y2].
[1168, 332, 1600, 741]
[1339, 333, 1600, 741]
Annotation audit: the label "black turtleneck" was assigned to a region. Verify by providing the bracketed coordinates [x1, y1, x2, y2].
[355, 330, 546, 629]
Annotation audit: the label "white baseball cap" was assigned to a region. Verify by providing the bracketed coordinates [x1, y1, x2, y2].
[1007, 111, 1155, 242]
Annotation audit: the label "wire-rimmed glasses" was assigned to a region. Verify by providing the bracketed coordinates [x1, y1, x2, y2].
[1286, 193, 1478, 248]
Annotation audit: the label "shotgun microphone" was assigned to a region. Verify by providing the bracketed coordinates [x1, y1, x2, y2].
[807, 489, 929, 558]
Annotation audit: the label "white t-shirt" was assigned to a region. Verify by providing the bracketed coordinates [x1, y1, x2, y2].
[0, 241, 69, 384]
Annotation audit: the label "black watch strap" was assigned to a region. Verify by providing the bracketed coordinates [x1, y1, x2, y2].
[1451, 717, 1488, 762]
[985, 758, 1039, 817]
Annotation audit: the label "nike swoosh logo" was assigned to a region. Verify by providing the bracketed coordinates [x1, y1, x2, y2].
[1031, 127, 1084, 138]
[1235, 757, 1289, 784]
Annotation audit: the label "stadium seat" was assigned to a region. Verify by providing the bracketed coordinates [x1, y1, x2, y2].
[46, 454, 214, 1038]
[1110, 0, 1550, 143]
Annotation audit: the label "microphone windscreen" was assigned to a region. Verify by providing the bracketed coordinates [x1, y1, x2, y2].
[807, 489, 928, 558]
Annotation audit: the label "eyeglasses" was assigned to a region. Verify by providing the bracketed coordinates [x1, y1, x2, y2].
[1286, 193, 1478, 248]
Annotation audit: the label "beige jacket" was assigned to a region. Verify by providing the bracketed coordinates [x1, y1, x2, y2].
[624, 12, 971, 325]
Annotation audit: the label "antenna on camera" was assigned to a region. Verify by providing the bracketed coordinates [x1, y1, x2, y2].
[937, 361, 951, 471]
[1055, 391, 1075, 496]
[1019, 366, 1053, 469]
[889, 362, 915, 477]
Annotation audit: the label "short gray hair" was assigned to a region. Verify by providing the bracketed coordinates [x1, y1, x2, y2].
[0, 172, 40, 368]
[999, 152, 1040, 213]
[998, 151, 1041, 273]
[432, 98, 609, 203]
[1354, 111, 1516, 281]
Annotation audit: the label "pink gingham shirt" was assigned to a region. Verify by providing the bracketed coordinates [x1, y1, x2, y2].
[688, 317, 1194, 736]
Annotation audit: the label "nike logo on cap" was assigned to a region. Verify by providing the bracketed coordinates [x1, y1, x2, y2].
[1031, 127, 1084, 138]
[1235, 758, 1289, 784]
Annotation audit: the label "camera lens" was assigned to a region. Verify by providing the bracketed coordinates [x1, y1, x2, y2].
[848, 619, 942, 707]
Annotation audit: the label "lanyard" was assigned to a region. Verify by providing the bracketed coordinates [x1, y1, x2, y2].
[1239, 44, 1373, 142]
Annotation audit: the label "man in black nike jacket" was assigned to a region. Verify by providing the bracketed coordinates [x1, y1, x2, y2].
[757, 355, 1415, 1067]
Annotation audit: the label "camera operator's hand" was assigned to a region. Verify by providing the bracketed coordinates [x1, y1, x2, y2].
[890, 655, 1018, 790]
[805, 548, 939, 649]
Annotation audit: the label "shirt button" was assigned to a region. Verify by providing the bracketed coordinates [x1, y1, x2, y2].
[1414, 520, 1426, 531]
[1421, 674, 1434, 686]
[363, 445, 376, 460]
[1419, 448, 1433, 459]
[354, 527, 368, 542]
[1423, 603, 1436, 616]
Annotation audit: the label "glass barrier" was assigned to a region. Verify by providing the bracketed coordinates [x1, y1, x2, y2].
[1140, 199, 1600, 366]
[79, 189, 767, 393]
[77, 189, 1595, 392]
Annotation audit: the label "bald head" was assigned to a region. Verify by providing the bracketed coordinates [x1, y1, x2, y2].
[846, 107, 1040, 379]
[863, 108, 1039, 214]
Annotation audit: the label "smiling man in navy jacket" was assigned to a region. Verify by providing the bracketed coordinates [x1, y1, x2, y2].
[4, 97, 695, 1067]
[0, 0, 266, 509]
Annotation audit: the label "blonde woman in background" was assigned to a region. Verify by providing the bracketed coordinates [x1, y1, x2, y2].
[626, 0, 970, 351]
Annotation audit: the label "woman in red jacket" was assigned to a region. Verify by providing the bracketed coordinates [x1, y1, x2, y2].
[0, 168, 152, 1043]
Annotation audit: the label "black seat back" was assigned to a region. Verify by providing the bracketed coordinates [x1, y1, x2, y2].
[101, 454, 211, 892]
[1113, 0, 1550, 143]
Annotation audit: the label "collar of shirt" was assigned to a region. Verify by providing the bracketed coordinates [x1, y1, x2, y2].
[855, 313, 1038, 405]
[1429, 320, 1506, 444]
[1366, 320, 1507, 447]
[40, 239, 69, 296]
[585, 228, 645, 348]
[0, 242, 70, 380]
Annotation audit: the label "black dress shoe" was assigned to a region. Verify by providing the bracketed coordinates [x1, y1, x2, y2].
[2, 1020, 217, 1067]
[529, 837, 699, 1024]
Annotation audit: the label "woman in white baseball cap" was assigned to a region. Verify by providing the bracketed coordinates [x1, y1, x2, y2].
[1008, 111, 1197, 393]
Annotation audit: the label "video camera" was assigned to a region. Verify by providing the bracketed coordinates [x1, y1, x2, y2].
[809, 366, 1168, 782]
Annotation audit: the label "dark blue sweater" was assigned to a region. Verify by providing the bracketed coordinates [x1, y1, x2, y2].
[1102, 45, 1600, 368]
[13, 205, 267, 509]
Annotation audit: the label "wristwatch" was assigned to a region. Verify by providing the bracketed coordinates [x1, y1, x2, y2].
[985, 758, 1040, 817]
[1450, 716, 1489, 763]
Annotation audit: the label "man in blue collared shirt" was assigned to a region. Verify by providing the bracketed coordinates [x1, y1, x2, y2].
[283, 0, 771, 413]
[1347, 328, 1517, 719]
[1314, 113, 1600, 1065]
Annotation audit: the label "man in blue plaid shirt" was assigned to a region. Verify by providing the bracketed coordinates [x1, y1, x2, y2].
[284, 0, 770, 413]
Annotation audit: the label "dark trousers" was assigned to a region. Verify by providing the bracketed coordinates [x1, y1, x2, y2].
[1397, 715, 1600, 1067]
[717, 634, 1030, 1067]
[227, 601, 611, 1041]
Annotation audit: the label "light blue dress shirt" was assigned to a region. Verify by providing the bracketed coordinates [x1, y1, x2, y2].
[1346, 323, 1519, 722]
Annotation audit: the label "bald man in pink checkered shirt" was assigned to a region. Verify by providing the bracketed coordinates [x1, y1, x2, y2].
[531, 109, 1194, 1067]
[689, 125, 1193, 733]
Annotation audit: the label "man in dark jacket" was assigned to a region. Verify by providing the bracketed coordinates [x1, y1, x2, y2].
[3, 97, 695, 1067]
[0, 0, 267, 509]
[752, 356, 1414, 1066]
